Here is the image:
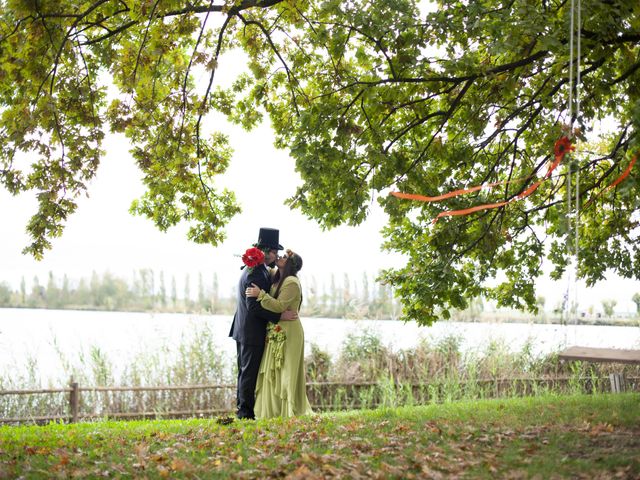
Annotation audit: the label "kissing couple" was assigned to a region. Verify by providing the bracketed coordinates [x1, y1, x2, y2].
[229, 227, 313, 420]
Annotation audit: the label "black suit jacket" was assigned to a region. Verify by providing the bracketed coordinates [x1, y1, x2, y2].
[229, 264, 281, 345]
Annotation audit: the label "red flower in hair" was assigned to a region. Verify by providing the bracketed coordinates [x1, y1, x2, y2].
[554, 136, 575, 157]
[242, 247, 265, 269]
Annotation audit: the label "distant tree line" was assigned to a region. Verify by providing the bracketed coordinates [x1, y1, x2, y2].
[301, 273, 399, 320]
[0, 271, 399, 319]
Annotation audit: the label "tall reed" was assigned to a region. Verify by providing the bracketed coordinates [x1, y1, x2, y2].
[2, 329, 639, 422]
[304, 331, 640, 410]
[1, 323, 232, 421]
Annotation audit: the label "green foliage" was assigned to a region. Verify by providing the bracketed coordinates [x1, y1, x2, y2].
[340, 329, 384, 362]
[632, 292, 640, 315]
[2, 0, 640, 325]
[231, 0, 640, 324]
[602, 298, 618, 317]
[0, 281, 11, 306]
[0, 1, 240, 258]
[304, 343, 331, 382]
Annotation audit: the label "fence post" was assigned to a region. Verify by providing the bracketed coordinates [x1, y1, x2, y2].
[69, 378, 79, 423]
[609, 373, 626, 393]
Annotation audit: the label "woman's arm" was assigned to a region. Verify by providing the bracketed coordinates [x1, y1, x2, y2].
[244, 268, 280, 323]
[258, 278, 300, 313]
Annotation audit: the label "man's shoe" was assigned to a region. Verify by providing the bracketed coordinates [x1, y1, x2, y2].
[236, 413, 255, 420]
[216, 416, 234, 425]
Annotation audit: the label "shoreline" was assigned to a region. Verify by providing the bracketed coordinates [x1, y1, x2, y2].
[1, 306, 639, 327]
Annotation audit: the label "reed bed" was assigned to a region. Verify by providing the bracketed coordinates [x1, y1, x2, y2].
[1, 324, 232, 422]
[2, 327, 639, 423]
[305, 330, 640, 409]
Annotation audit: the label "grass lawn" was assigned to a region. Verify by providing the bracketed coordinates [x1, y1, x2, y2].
[1, 393, 639, 479]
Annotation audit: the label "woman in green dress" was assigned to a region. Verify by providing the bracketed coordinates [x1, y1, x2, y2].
[245, 249, 313, 419]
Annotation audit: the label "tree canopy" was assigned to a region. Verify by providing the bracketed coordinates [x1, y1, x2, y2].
[1, 0, 639, 324]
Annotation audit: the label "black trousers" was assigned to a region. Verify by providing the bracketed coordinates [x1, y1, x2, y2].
[236, 341, 265, 419]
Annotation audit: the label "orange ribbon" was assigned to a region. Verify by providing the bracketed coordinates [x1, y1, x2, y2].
[390, 174, 532, 203]
[583, 154, 637, 209]
[601, 155, 637, 192]
[391, 137, 574, 223]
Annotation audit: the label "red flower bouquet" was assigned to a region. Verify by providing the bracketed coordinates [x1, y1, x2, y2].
[242, 247, 265, 269]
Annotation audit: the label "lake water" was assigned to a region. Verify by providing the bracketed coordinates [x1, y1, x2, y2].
[1, 308, 639, 384]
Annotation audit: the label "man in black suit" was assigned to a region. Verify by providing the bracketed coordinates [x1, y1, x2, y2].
[229, 227, 295, 419]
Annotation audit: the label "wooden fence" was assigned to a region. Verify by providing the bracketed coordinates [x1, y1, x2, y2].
[2, 375, 638, 425]
[0, 381, 236, 424]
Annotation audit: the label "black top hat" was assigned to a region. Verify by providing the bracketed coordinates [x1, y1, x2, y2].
[256, 228, 283, 250]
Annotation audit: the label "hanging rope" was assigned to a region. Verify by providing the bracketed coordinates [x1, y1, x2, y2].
[574, 0, 582, 264]
[573, 0, 583, 326]
[563, 0, 582, 333]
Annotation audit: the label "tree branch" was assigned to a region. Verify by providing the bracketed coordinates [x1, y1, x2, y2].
[195, 14, 233, 158]
[580, 30, 640, 45]
[236, 12, 301, 116]
[131, 0, 161, 86]
[393, 78, 474, 182]
[179, 0, 216, 148]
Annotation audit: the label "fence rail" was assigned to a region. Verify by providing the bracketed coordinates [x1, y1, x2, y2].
[2, 376, 638, 425]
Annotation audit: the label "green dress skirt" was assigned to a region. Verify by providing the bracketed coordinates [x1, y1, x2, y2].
[254, 276, 313, 419]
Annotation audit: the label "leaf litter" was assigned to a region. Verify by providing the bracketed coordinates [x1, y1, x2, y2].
[0, 395, 639, 478]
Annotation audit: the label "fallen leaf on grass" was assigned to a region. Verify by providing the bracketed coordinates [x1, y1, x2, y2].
[151, 453, 167, 464]
[482, 459, 499, 474]
[426, 426, 443, 436]
[339, 421, 362, 433]
[23, 446, 37, 455]
[589, 423, 615, 435]
[70, 469, 91, 478]
[379, 462, 404, 476]
[394, 423, 410, 433]
[321, 463, 341, 476]
[345, 464, 370, 480]
[299, 452, 315, 463]
[150, 431, 171, 441]
[502, 469, 530, 479]
[420, 465, 445, 479]
[613, 465, 633, 478]
[133, 443, 149, 459]
[285, 464, 323, 480]
[170, 458, 190, 471]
